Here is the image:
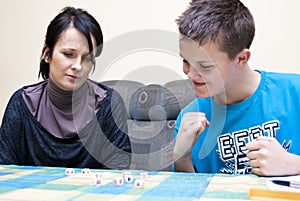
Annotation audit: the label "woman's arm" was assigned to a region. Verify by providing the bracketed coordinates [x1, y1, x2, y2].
[98, 88, 131, 170]
[0, 90, 24, 164]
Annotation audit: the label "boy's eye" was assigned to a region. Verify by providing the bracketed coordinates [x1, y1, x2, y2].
[200, 64, 213, 68]
[197, 63, 214, 69]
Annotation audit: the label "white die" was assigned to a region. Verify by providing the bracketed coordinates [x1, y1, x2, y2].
[140, 172, 148, 180]
[65, 168, 75, 176]
[93, 172, 102, 179]
[81, 168, 91, 175]
[113, 177, 124, 186]
[93, 177, 102, 186]
[123, 172, 134, 183]
[134, 179, 144, 188]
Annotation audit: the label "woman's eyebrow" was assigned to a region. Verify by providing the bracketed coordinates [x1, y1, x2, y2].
[61, 47, 91, 55]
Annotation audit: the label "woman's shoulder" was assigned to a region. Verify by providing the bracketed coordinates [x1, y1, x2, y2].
[23, 80, 48, 94]
[87, 80, 123, 114]
[87, 79, 112, 93]
[7, 80, 47, 103]
[88, 79, 123, 101]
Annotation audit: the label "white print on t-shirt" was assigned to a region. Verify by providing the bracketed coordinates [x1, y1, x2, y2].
[216, 120, 291, 174]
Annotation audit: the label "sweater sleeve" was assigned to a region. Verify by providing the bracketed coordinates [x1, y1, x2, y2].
[0, 89, 24, 164]
[89, 86, 132, 170]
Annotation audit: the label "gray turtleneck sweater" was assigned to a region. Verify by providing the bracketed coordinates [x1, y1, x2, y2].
[0, 79, 131, 169]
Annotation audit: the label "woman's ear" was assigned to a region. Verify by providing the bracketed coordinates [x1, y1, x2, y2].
[237, 49, 251, 66]
[42, 46, 50, 63]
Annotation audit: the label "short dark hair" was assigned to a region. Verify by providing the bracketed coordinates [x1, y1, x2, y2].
[176, 0, 255, 60]
[39, 7, 103, 79]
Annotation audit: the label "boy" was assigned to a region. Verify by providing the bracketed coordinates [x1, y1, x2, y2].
[173, 0, 300, 176]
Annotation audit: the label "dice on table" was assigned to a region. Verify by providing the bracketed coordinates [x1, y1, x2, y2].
[134, 179, 144, 188]
[113, 177, 124, 186]
[92, 172, 103, 186]
[123, 172, 134, 183]
[81, 168, 91, 175]
[140, 172, 148, 180]
[93, 178, 102, 186]
[94, 172, 102, 179]
[65, 168, 75, 176]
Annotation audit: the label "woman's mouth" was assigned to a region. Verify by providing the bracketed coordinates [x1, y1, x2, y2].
[67, 75, 79, 80]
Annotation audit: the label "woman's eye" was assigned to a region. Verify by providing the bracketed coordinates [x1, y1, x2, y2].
[64, 52, 74, 57]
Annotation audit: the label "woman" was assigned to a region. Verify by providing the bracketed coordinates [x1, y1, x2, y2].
[0, 7, 131, 169]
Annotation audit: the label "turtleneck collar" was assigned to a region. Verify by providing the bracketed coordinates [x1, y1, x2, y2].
[47, 79, 89, 111]
[23, 78, 107, 138]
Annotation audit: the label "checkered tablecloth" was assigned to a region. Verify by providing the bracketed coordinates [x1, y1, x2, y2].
[0, 165, 266, 201]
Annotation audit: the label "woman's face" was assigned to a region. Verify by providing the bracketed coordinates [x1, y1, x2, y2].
[47, 27, 96, 91]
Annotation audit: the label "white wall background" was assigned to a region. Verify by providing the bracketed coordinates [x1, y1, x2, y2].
[1, 0, 300, 123]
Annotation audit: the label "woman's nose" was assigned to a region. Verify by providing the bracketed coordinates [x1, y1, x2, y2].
[71, 59, 82, 71]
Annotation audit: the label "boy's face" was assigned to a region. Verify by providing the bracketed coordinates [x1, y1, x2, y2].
[179, 37, 238, 102]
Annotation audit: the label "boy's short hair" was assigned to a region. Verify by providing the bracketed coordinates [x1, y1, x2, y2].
[176, 0, 255, 60]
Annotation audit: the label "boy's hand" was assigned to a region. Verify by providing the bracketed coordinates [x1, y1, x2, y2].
[174, 112, 210, 161]
[246, 136, 297, 176]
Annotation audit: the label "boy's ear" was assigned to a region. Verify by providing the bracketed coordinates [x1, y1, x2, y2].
[237, 49, 250, 66]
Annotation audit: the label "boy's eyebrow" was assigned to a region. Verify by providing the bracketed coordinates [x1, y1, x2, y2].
[196, 60, 215, 64]
[179, 54, 215, 65]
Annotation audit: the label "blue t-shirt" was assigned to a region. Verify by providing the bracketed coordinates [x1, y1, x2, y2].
[174, 70, 300, 174]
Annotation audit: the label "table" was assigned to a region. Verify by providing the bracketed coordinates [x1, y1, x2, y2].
[0, 165, 267, 201]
